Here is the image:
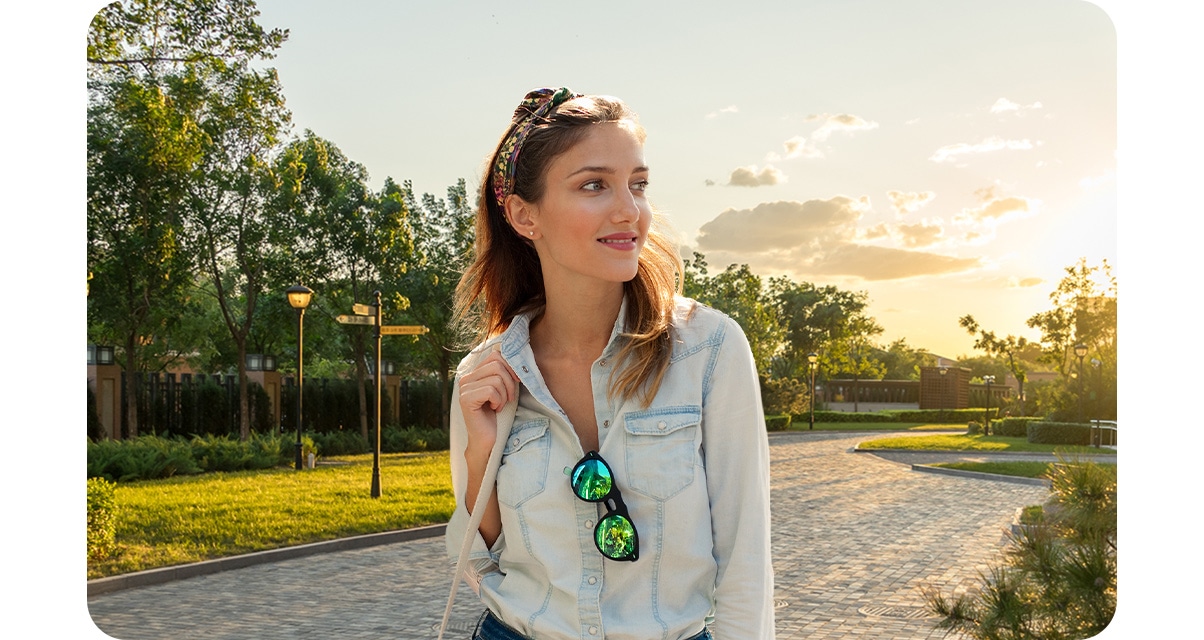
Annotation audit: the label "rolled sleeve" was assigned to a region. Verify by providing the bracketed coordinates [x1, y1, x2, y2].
[445, 371, 504, 593]
[702, 317, 775, 639]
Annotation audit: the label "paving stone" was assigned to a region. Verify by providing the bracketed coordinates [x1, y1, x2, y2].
[88, 431, 1050, 639]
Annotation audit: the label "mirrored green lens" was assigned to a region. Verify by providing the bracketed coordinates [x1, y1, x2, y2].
[571, 458, 612, 501]
[595, 514, 637, 560]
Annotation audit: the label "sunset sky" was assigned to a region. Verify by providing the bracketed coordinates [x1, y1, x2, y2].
[252, 0, 1118, 360]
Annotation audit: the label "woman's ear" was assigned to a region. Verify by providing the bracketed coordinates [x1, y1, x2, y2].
[504, 195, 540, 240]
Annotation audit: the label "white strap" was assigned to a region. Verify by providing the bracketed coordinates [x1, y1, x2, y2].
[437, 350, 518, 640]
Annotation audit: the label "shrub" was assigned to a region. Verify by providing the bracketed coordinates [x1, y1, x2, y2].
[1027, 421, 1092, 446]
[310, 430, 370, 456]
[764, 414, 791, 431]
[761, 377, 810, 417]
[966, 421, 983, 435]
[882, 408, 985, 424]
[380, 425, 450, 453]
[87, 435, 201, 482]
[87, 477, 119, 562]
[191, 433, 288, 472]
[993, 416, 1044, 438]
[810, 410, 895, 423]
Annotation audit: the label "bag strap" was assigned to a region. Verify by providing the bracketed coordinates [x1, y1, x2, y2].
[437, 345, 518, 640]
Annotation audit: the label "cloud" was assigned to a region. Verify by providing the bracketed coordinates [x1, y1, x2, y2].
[781, 135, 823, 159]
[989, 98, 1043, 115]
[694, 196, 979, 281]
[804, 112, 880, 141]
[896, 221, 944, 248]
[929, 136, 1035, 163]
[704, 179, 716, 186]
[1008, 276, 1045, 288]
[727, 164, 786, 187]
[705, 105, 739, 119]
[956, 192, 1036, 224]
[886, 190, 936, 216]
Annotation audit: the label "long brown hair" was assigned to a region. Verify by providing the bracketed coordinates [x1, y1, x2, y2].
[454, 94, 683, 406]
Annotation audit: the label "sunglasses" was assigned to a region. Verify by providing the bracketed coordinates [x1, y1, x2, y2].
[569, 451, 639, 562]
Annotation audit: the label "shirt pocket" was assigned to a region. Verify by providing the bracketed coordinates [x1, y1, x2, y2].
[622, 405, 701, 500]
[496, 418, 551, 508]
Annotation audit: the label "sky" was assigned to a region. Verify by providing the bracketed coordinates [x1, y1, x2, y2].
[246, 0, 1118, 360]
[4, 1, 1199, 638]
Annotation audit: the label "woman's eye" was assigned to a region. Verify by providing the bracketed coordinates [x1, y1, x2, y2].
[581, 180, 604, 192]
[631, 180, 649, 192]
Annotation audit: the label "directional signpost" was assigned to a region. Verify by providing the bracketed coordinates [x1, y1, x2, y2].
[340, 292, 428, 498]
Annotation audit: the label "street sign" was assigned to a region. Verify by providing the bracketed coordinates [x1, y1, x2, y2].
[380, 325, 429, 336]
[352, 303, 375, 316]
[336, 314, 376, 326]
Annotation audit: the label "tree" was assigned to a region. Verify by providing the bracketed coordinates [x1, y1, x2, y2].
[960, 315, 1033, 415]
[682, 253, 783, 375]
[769, 278, 882, 384]
[878, 338, 936, 381]
[924, 457, 1116, 639]
[389, 180, 475, 431]
[87, 0, 284, 437]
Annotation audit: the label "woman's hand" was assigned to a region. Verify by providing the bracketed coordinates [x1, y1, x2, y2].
[457, 344, 520, 460]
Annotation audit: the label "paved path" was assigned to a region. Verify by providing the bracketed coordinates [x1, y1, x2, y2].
[88, 432, 1054, 639]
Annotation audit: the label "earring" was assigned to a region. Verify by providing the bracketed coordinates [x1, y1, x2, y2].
[528, 231, 534, 237]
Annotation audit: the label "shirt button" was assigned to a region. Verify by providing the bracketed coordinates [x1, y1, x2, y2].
[589, 626, 598, 635]
[603, 420, 610, 428]
[657, 421, 667, 430]
[511, 438, 520, 447]
[585, 520, 594, 529]
[600, 359, 607, 367]
[521, 365, 529, 373]
[588, 576, 597, 585]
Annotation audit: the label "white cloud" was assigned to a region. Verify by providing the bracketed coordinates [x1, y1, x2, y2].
[955, 189, 1038, 225]
[705, 105, 739, 119]
[804, 112, 880, 141]
[782, 135, 823, 159]
[886, 190, 936, 216]
[929, 136, 1036, 163]
[727, 164, 786, 187]
[896, 221, 945, 248]
[694, 196, 979, 281]
[989, 98, 1043, 115]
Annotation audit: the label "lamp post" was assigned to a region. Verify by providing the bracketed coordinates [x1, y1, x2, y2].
[938, 366, 948, 418]
[807, 352, 818, 430]
[287, 285, 313, 471]
[983, 375, 995, 435]
[1074, 343, 1088, 423]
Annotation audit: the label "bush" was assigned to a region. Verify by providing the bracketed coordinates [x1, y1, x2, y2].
[761, 377, 810, 417]
[191, 433, 288, 472]
[882, 408, 986, 424]
[966, 421, 983, 435]
[1027, 421, 1092, 446]
[810, 410, 895, 423]
[310, 430, 371, 456]
[380, 425, 450, 453]
[993, 416, 1045, 438]
[87, 435, 201, 482]
[87, 477, 119, 562]
[764, 414, 791, 431]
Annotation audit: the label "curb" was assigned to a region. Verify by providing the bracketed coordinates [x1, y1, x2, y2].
[87, 523, 447, 597]
[908, 464, 1052, 487]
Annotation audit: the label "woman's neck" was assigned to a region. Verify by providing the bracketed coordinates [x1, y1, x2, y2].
[530, 282, 624, 362]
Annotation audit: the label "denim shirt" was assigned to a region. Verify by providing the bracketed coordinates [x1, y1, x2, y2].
[446, 297, 774, 640]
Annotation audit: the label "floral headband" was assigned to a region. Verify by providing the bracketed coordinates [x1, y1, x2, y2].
[491, 87, 583, 209]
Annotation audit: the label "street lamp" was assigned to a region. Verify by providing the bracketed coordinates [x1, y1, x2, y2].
[938, 366, 948, 418]
[287, 285, 314, 471]
[807, 352, 818, 430]
[982, 375, 995, 435]
[1074, 343, 1088, 423]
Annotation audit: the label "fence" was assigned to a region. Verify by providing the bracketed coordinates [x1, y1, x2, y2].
[86, 372, 444, 440]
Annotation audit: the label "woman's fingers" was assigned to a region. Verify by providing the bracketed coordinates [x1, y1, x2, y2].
[458, 347, 520, 414]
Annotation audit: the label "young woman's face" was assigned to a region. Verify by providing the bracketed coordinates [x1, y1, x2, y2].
[526, 120, 652, 290]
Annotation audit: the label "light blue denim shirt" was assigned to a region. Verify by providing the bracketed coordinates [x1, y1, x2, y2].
[447, 297, 774, 640]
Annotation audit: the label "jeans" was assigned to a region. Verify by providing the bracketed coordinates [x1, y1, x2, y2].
[471, 610, 713, 640]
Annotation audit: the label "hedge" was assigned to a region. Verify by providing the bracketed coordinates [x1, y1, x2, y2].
[87, 477, 119, 562]
[993, 416, 1046, 438]
[765, 414, 792, 431]
[809, 410, 895, 423]
[882, 408, 993, 424]
[1027, 421, 1092, 445]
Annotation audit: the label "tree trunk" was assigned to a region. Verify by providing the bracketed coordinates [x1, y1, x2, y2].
[236, 338, 250, 440]
[352, 330, 370, 440]
[124, 333, 139, 439]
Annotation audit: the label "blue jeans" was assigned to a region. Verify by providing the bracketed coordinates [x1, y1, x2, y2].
[471, 610, 713, 640]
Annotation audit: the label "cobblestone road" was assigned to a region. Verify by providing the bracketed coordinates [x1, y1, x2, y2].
[88, 431, 1051, 640]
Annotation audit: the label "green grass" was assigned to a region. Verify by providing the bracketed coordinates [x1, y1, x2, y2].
[857, 433, 1104, 455]
[90, 451, 453, 579]
[785, 422, 960, 432]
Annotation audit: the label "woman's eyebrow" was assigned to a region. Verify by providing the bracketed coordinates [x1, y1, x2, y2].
[566, 165, 649, 178]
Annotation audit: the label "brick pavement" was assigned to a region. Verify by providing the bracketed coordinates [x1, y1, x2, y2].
[88, 431, 1051, 640]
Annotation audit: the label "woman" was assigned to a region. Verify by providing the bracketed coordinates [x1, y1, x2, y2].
[442, 88, 774, 640]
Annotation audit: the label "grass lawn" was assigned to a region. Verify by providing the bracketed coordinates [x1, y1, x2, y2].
[785, 422, 960, 432]
[858, 433, 1106, 455]
[91, 451, 454, 580]
[929, 460, 1118, 480]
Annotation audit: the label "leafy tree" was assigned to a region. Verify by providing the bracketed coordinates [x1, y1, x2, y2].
[389, 180, 475, 431]
[769, 278, 883, 386]
[924, 457, 1116, 639]
[877, 337, 936, 381]
[960, 315, 1033, 415]
[87, 0, 283, 437]
[682, 253, 783, 375]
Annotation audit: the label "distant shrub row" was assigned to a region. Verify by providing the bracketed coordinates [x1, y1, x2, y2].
[87, 425, 451, 482]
